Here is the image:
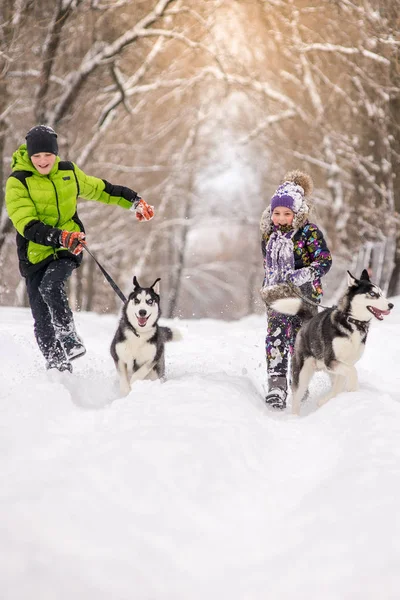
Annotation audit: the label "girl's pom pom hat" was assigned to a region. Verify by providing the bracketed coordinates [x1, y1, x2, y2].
[260, 170, 314, 235]
[270, 170, 313, 213]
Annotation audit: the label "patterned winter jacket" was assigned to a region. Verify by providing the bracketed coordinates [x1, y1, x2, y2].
[261, 221, 332, 301]
[5, 144, 138, 276]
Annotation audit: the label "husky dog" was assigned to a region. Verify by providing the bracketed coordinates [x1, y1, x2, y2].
[271, 269, 393, 414]
[110, 276, 182, 396]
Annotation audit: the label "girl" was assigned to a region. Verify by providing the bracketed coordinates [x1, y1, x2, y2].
[5, 125, 154, 373]
[259, 170, 332, 409]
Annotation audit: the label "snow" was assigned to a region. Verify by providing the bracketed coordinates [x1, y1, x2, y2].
[1, 302, 400, 600]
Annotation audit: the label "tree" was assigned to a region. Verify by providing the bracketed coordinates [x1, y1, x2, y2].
[1, 0, 399, 317]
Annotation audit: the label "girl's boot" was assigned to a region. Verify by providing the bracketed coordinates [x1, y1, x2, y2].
[265, 376, 287, 409]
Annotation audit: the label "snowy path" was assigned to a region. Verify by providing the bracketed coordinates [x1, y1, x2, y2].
[1, 307, 400, 599]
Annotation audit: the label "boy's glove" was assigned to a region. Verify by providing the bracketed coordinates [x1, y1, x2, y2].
[131, 197, 154, 221]
[287, 267, 314, 287]
[60, 230, 86, 255]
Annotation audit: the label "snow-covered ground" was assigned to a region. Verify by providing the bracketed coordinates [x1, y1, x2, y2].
[1, 302, 400, 600]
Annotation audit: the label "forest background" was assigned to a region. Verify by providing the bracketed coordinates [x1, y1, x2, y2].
[0, 0, 399, 320]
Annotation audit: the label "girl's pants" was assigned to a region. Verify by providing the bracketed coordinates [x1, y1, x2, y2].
[265, 308, 302, 381]
[25, 258, 77, 363]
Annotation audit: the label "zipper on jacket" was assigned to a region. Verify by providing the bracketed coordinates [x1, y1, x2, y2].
[49, 178, 61, 225]
[50, 177, 61, 259]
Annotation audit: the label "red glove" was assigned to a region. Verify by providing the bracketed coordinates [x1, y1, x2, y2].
[60, 231, 86, 255]
[133, 197, 154, 221]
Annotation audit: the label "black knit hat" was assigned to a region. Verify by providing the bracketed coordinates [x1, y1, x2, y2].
[25, 125, 58, 158]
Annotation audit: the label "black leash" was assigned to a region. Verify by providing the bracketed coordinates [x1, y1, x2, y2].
[82, 243, 127, 304]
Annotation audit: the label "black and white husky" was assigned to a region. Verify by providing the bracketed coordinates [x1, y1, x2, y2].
[110, 277, 182, 396]
[271, 270, 394, 414]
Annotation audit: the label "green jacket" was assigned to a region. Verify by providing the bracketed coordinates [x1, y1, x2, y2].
[5, 144, 137, 276]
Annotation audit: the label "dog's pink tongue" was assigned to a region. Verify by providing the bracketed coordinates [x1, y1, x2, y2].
[138, 317, 147, 327]
[374, 308, 391, 319]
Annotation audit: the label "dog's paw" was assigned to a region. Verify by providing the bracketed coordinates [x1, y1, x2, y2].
[346, 376, 359, 392]
[346, 382, 359, 393]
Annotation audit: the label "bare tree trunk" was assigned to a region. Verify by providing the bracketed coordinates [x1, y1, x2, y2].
[165, 111, 203, 318]
[15, 279, 28, 307]
[388, 251, 400, 297]
[0, 1, 12, 253]
[0, 0, 32, 253]
[82, 256, 95, 312]
[34, 0, 84, 123]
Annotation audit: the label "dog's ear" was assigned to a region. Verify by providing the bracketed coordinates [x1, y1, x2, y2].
[360, 269, 370, 282]
[347, 271, 358, 287]
[133, 276, 140, 289]
[151, 278, 161, 294]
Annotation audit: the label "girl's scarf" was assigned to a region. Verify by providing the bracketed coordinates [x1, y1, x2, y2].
[265, 225, 295, 286]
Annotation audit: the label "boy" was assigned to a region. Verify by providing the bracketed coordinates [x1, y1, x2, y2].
[5, 125, 154, 373]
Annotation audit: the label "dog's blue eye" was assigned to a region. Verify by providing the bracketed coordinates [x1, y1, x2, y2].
[368, 291, 379, 298]
[147, 299, 154, 305]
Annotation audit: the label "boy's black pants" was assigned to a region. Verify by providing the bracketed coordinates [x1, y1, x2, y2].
[25, 258, 77, 363]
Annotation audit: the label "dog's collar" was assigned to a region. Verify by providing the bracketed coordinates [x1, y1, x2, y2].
[346, 315, 370, 332]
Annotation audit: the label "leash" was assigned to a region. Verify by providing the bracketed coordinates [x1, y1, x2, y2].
[82, 243, 127, 304]
[290, 285, 369, 330]
[288, 283, 332, 310]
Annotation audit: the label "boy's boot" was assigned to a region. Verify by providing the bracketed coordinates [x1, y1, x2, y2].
[45, 340, 72, 373]
[55, 323, 86, 361]
[265, 376, 287, 409]
[46, 358, 73, 373]
[60, 330, 86, 361]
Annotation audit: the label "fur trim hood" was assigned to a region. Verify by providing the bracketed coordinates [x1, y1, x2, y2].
[260, 170, 314, 236]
